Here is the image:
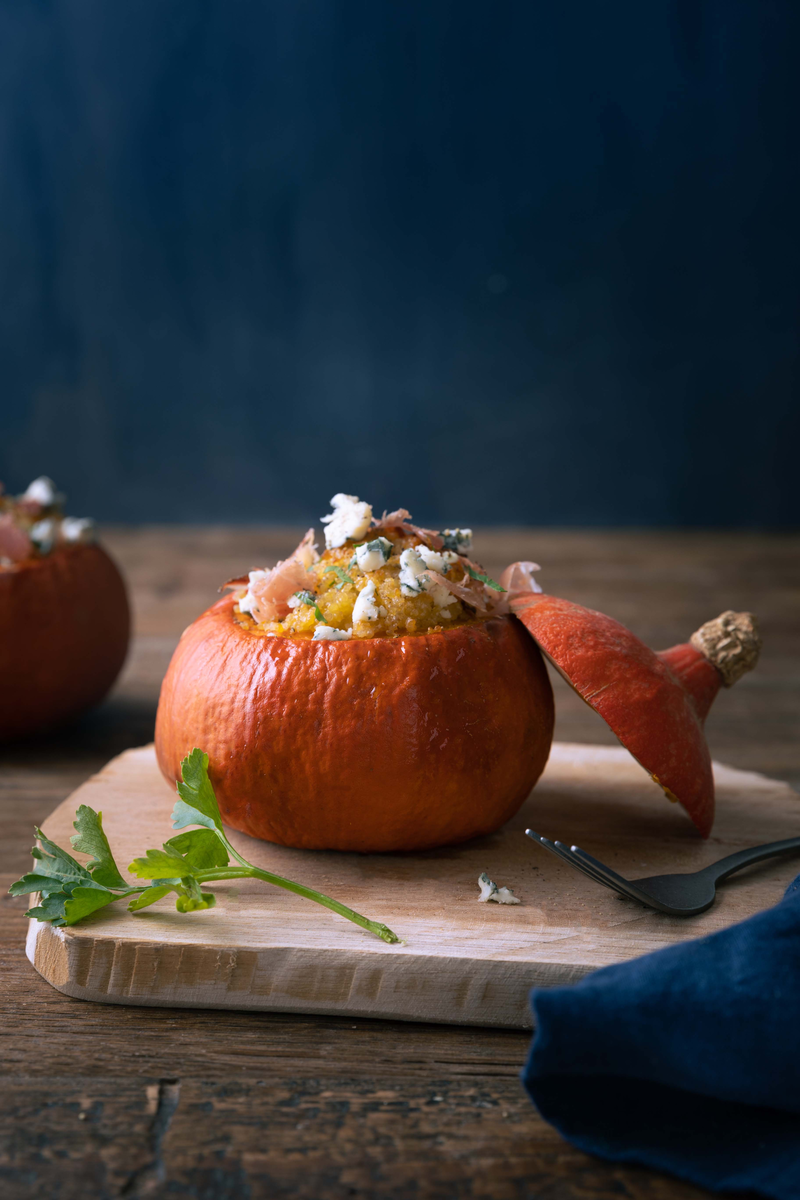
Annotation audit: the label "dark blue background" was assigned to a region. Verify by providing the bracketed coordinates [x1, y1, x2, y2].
[0, 1, 797, 526]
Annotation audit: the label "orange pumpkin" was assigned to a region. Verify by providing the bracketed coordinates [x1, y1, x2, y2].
[155, 594, 554, 852]
[0, 543, 130, 741]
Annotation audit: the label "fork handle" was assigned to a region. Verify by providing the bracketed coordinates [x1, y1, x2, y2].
[702, 836, 800, 884]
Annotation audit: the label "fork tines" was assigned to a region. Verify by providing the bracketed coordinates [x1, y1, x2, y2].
[524, 830, 647, 906]
[525, 830, 617, 892]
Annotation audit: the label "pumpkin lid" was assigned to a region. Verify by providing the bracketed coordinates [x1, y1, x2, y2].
[509, 593, 761, 837]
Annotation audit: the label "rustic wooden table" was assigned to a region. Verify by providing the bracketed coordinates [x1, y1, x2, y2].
[2, 528, 798, 1199]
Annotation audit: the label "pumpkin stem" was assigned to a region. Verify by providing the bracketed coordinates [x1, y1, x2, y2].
[658, 610, 762, 725]
[690, 611, 761, 688]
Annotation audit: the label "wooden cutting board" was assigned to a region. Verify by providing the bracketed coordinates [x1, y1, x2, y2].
[27, 743, 800, 1028]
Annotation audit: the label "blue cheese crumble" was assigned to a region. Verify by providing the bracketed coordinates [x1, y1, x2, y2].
[415, 545, 459, 573]
[441, 529, 472, 555]
[398, 547, 427, 596]
[352, 537, 392, 572]
[398, 547, 456, 611]
[477, 872, 521, 905]
[352, 578, 387, 625]
[60, 516, 96, 543]
[29, 519, 57, 554]
[313, 625, 352, 641]
[321, 494, 373, 550]
[21, 476, 64, 508]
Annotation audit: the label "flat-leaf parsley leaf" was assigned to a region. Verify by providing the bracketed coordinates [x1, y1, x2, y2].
[70, 806, 127, 888]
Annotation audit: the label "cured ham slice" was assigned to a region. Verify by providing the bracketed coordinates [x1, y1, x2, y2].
[0, 516, 33, 563]
[422, 570, 490, 615]
[499, 561, 542, 596]
[291, 528, 319, 571]
[234, 529, 320, 624]
[372, 509, 444, 550]
[376, 508, 411, 526]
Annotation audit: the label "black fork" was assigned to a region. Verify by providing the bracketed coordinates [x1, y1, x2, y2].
[525, 830, 800, 915]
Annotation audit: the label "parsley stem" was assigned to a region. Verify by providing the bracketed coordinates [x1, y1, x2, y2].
[195, 866, 400, 944]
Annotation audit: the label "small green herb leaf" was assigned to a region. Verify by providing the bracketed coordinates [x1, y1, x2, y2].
[165, 828, 229, 869]
[323, 565, 354, 589]
[293, 590, 325, 621]
[466, 566, 506, 592]
[11, 827, 121, 926]
[128, 885, 175, 912]
[26, 880, 118, 927]
[30, 828, 93, 886]
[24, 892, 73, 924]
[174, 749, 223, 832]
[175, 889, 216, 913]
[171, 799, 217, 832]
[9, 872, 74, 898]
[70, 806, 127, 888]
[128, 846, 191, 880]
[127, 877, 216, 915]
[62, 885, 119, 925]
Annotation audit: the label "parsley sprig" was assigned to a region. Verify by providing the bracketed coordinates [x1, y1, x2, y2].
[9, 750, 400, 944]
[465, 565, 506, 592]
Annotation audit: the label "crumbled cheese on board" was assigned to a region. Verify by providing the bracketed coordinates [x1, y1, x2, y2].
[477, 872, 521, 905]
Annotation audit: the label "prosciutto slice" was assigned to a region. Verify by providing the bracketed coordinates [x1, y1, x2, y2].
[229, 529, 320, 623]
[499, 561, 542, 596]
[375, 507, 412, 527]
[422, 570, 490, 615]
[0, 515, 33, 563]
[371, 508, 444, 550]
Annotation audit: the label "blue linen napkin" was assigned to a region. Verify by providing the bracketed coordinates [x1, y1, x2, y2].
[522, 874, 800, 1200]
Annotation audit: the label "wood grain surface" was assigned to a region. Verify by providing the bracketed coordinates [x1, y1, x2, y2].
[29, 743, 800, 1026]
[2, 527, 799, 1199]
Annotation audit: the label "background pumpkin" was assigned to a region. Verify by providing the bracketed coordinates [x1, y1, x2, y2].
[0, 544, 130, 741]
[155, 596, 554, 852]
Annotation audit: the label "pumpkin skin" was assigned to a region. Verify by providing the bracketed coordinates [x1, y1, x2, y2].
[0, 543, 130, 741]
[155, 595, 554, 852]
[511, 594, 719, 836]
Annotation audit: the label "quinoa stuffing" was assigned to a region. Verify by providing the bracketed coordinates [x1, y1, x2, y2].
[228, 493, 526, 640]
[0, 477, 95, 569]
